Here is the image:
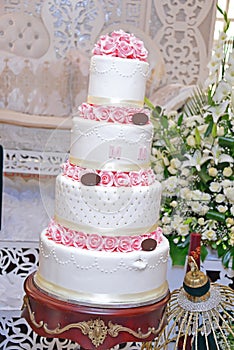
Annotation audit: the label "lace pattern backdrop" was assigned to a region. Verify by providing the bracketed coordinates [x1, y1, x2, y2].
[0, 1, 220, 349]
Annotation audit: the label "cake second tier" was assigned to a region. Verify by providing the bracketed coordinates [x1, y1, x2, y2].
[55, 171, 162, 236]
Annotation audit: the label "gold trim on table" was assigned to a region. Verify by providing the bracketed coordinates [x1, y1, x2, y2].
[23, 295, 167, 347]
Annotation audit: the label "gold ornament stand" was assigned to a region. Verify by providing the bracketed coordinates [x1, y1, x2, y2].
[22, 272, 170, 350]
[143, 257, 234, 350]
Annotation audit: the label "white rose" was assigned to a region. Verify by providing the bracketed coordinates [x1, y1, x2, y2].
[217, 126, 225, 136]
[172, 215, 183, 228]
[192, 190, 204, 200]
[180, 188, 192, 200]
[162, 215, 171, 225]
[217, 205, 228, 213]
[186, 135, 196, 147]
[191, 201, 203, 213]
[231, 206, 234, 216]
[208, 167, 218, 177]
[163, 226, 173, 235]
[202, 229, 217, 241]
[170, 158, 181, 169]
[163, 176, 178, 193]
[224, 187, 234, 203]
[226, 217, 234, 226]
[177, 224, 190, 236]
[170, 201, 178, 208]
[215, 193, 225, 203]
[223, 180, 233, 187]
[201, 193, 211, 201]
[200, 205, 210, 215]
[181, 168, 190, 177]
[209, 182, 221, 193]
[223, 167, 233, 177]
[198, 218, 205, 225]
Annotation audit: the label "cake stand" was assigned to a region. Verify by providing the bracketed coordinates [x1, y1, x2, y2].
[22, 272, 170, 350]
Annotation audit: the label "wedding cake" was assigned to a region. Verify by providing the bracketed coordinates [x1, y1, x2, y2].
[35, 30, 169, 308]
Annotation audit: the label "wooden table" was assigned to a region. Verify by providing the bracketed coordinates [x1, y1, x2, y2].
[22, 272, 170, 350]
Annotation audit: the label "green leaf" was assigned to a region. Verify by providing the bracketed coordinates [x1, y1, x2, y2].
[168, 238, 189, 266]
[195, 127, 201, 146]
[144, 97, 155, 110]
[219, 136, 234, 149]
[201, 245, 208, 262]
[212, 123, 217, 138]
[204, 120, 214, 137]
[206, 210, 226, 222]
[177, 113, 184, 127]
[217, 243, 226, 258]
[152, 106, 163, 119]
[161, 115, 169, 129]
[222, 250, 232, 268]
[198, 167, 212, 184]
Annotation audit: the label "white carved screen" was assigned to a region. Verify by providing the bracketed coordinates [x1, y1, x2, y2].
[0, 1, 223, 349]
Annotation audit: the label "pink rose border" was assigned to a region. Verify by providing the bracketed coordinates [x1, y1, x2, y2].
[78, 103, 150, 124]
[92, 29, 148, 61]
[46, 219, 163, 252]
[62, 161, 155, 187]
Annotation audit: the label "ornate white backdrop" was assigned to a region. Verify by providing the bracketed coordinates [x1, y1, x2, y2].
[1, 1, 229, 349]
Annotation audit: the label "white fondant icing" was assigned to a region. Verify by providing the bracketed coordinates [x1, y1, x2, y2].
[36, 229, 169, 306]
[55, 174, 162, 235]
[87, 56, 149, 107]
[70, 117, 153, 170]
[36, 33, 169, 308]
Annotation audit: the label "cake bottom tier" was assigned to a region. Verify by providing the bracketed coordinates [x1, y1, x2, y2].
[35, 229, 169, 308]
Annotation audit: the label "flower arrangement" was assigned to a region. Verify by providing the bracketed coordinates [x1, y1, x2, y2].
[92, 29, 148, 61]
[147, 6, 234, 269]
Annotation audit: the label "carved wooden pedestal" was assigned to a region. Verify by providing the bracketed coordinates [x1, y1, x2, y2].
[22, 273, 170, 350]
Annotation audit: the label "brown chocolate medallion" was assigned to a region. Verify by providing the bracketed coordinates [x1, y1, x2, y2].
[141, 238, 157, 251]
[132, 113, 149, 125]
[81, 173, 101, 186]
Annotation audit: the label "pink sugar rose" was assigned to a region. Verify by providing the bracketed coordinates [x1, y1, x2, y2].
[114, 172, 130, 186]
[79, 103, 95, 120]
[74, 231, 87, 248]
[66, 165, 75, 178]
[48, 222, 63, 242]
[99, 36, 116, 56]
[153, 227, 163, 243]
[99, 171, 114, 186]
[110, 107, 128, 123]
[86, 233, 103, 250]
[131, 38, 148, 61]
[62, 161, 69, 174]
[117, 236, 132, 252]
[116, 40, 134, 59]
[146, 169, 155, 184]
[72, 166, 80, 181]
[103, 236, 118, 252]
[93, 30, 148, 61]
[61, 229, 75, 246]
[140, 169, 149, 186]
[131, 236, 142, 250]
[129, 171, 142, 186]
[111, 30, 128, 40]
[95, 106, 111, 121]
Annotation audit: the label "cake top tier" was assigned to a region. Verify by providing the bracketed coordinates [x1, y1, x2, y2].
[92, 29, 148, 62]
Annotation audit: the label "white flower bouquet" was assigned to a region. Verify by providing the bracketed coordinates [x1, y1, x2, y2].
[147, 7, 234, 269]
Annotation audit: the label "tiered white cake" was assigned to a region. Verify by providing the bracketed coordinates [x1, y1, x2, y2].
[35, 30, 169, 307]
